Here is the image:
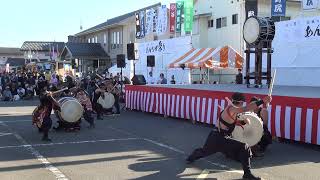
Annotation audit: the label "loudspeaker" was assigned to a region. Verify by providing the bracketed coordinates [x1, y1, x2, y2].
[131, 75, 146, 85]
[147, 55, 155, 67]
[117, 54, 126, 68]
[127, 43, 135, 60]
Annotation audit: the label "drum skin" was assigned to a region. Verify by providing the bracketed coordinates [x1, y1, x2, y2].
[98, 92, 115, 109]
[232, 112, 264, 147]
[56, 97, 83, 123]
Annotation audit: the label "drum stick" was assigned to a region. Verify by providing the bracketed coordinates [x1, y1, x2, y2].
[96, 74, 104, 80]
[268, 69, 276, 97]
[51, 87, 69, 95]
[267, 69, 276, 108]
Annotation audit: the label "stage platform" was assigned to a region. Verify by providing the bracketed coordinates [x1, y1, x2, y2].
[125, 84, 320, 146]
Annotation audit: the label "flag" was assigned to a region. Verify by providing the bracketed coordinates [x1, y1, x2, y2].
[146, 8, 155, 35]
[302, 0, 319, 10]
[156, 5, 168, 35]
[135, 12, 142, 38]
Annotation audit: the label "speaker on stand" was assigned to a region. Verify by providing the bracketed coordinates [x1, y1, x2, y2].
[117, 54, 126, 98]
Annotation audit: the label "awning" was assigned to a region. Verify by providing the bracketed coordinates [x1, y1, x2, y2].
[168, 46, 243, 69]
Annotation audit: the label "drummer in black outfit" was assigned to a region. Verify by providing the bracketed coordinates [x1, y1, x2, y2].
[186, 92, 272, 180]
[32, 91, 61, 141]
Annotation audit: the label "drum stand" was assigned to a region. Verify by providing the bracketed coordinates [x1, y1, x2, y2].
[245, 41, 273, 88]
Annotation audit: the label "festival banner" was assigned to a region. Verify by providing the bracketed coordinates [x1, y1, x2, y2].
[302, 0, 319, 10]
[176, 1, 183, 32]
[170, 3, 176, 33]
[135, 12, 142, 38]
[156, 5, 168, 35]
[139, 11, 145, 38]
[145, 8, 155, 35]
[271, 0, 286, 17]
[184, 0, 193, 32]
[245, 0, 258, 18]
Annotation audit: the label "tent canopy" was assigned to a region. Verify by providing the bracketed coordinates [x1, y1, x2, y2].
[168, 46, 243, 69]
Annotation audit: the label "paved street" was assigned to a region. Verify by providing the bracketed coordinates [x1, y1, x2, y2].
[0, 101, 319, 180]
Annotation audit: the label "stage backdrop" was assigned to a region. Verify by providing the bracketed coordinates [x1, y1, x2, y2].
[249, 16, 320, 87]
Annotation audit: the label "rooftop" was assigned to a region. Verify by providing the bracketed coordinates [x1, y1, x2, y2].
[20, 41, 65, 52]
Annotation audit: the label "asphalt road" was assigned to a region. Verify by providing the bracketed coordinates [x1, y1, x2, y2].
[0, 100, 319, 180]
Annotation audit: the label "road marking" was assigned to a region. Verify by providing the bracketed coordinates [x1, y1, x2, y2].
[0, 138, 141, 149]
[0, 120, 30, 123]
[197, 169, 210, 179]
[0, 122, 69, 180]
[0, 133, 13, 137]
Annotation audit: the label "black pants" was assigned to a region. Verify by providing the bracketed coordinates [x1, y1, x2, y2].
[41, 117, 52, 138]
[83, 110, 94, 125]
[258, 125, 272, 151]
[113, 94, 120, 114]
[187, 130, 252, 173]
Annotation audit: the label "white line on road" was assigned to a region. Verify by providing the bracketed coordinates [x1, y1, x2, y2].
[0, 122, 69, 180]
[0, 120, 30, 123]
[107, 126, 242, 175]
[197, 169, 210, 179]
[0, 138, 141, 149]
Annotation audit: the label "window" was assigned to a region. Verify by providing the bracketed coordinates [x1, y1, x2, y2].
[271, 16, 291, 22]
[91, 37, 94, 43]
[95, 36, 98, 43]
[88, 39, 90, 43]
[232, 14, 238, 25]
[117, 32, 120, 45]
[103, 33, 107, 44]
[216, 18, 222, 29]
[113, 32, 116, 44]
[216, 17, 227, 29]
[208, 19, 214, 28]
[221, 17, 227, 27]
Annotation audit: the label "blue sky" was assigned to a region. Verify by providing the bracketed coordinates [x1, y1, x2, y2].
[0, 0, 173, 47]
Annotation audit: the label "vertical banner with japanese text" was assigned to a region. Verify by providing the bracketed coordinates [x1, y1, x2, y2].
[176, 1, 183, 32]
[184, 0, 193, 32]
[271, 0, 286, 17]
[170, 3, 176, 33]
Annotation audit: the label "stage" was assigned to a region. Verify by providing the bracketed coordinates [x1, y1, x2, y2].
[125, 84, 320, 145]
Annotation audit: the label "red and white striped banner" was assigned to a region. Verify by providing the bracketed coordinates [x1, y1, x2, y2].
[125, 85, 320, 145]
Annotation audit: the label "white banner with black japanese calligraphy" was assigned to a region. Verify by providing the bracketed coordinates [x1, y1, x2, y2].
[302, 0, 319, 10]
[156, 5, 168, 35]
[145, 8, 155, 35]
[140, 11, 145, 38]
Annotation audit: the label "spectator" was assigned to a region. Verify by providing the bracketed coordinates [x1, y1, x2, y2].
[157, 73, 167, 84]
[17, 85, 26, 98]
[236, 69, 243, 84]
[3, 86, 12, 101]
[170, 75, 176, 84]
[147, 71, 156, 84]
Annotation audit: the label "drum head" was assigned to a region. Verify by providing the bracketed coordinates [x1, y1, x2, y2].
[98, 93, 115, 109]
[232, 112, 263, 147]
[243, 17, 260, 44]
[60, 100, 83, 123]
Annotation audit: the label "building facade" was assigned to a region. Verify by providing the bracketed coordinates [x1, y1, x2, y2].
[0, 47, 24, 72]
[193, 0, 320, 55]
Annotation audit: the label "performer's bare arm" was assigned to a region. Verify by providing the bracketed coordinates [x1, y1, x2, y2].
[230, 96, 272, 114]
[260, 108, 269, 125]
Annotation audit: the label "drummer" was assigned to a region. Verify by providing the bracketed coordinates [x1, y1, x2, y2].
[186, 92, 272, 180]
[250, 97, 272, 156]
[92, 83, 106, 120]
[32, 91, 61, 141]
[75, 88, 95, 128]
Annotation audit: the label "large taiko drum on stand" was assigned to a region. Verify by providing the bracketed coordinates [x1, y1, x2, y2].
[55, 97, 83, 123]
[232, 112, 264, 147]
[243, 16, 275, 45]
[98, 92, 115, 109]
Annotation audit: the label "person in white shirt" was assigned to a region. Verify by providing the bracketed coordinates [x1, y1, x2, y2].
[147, 71, 156, 84]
